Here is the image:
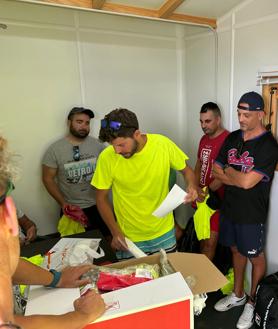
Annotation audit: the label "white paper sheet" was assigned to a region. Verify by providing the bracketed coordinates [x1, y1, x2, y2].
[152, 184, 187, 218]
[25, 286, 80, 315]
[125, 238, 147, 258]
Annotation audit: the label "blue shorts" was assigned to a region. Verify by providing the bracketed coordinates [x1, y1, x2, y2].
[116, 228, 176, 260]
[219, 218, 265, 258]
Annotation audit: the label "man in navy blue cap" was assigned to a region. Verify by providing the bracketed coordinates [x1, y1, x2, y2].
[42, 107, 110, 238]
[212, 92, 278, 329]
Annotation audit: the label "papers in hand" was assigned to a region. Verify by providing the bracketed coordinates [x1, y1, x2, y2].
[125, 238, 147, 258]
[152, 184, 187, 218]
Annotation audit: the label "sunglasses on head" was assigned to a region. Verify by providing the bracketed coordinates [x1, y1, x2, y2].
[236, 140, 244, 159]
[0, 180, 15, 205]
[101, 119, 136, 131]
[73, 145, 80, 161]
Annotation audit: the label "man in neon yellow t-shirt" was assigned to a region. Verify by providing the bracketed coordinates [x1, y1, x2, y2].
[91, 108, 198, 259]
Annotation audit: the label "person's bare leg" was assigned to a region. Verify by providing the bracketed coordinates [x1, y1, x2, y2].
[175, 222, 183, 241]
[248, 252, 266, 302]
[231, 246, 247, 297]
[200, 231, 218, 260]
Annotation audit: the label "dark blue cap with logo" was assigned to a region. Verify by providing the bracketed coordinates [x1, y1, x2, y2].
[237, 91, 264, 111]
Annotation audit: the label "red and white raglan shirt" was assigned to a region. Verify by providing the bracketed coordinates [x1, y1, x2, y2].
[198, 130, 230, 189]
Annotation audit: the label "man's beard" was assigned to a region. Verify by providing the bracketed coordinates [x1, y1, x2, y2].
[70, 126, 89, 139]
[120, 140, 138, 158]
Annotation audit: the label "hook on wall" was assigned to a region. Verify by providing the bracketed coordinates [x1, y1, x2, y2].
[0, 23, 8, 30]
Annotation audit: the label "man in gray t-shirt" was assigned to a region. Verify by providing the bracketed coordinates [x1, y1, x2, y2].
[42, 107, 110, 236]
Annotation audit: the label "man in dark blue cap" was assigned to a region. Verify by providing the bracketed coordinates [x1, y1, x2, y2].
[212, 92, 278, 329]
[42, 107, 110, 237]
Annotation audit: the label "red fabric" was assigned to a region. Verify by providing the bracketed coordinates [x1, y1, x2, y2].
[97, 272, 151, 292]
[210, 210, 220, 232]
[198, 130, 230, 187]
[63, 205, 89, 227]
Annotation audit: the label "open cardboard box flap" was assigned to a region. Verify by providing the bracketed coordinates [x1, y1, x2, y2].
[104, 252, 228, 295]
[167, 252, 228, 294]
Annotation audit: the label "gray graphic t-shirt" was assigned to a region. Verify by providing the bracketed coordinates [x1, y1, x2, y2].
[42, 136, 105, 208]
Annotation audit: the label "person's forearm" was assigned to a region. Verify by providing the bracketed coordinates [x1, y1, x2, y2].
[15, 311, 93, 329]
[12, 259, 53, 286]
[223, 167, 243, 186]
[212, 164, 234, 185]
[183, 166, 198, 189]
[15, 290, 105, 329]
[194, 160, 201, 185]
[0, 273, 14, 324]
[209, 179, 223, 191]
[42, 177, 66, 207]
[224, 167, 262, 189]
[96, 195, 121, 237]
[18, 215, 36, 232]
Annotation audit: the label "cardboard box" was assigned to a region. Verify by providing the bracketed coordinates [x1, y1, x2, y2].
[85, 252, 228, 329]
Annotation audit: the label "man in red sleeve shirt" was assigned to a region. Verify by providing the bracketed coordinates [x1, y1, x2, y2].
[194, 102, 229, 260]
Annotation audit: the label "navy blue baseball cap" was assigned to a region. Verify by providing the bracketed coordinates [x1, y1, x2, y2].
[68, 107, 94, 119]
[237, 91, 264, 111]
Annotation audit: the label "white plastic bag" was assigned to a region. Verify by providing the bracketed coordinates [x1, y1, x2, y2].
[66, 239, 105, 266]
[43, 238, 105, 270]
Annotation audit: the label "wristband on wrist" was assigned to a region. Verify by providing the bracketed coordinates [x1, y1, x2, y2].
[46, 269, 62, 288]
[0, 323, 21, 329]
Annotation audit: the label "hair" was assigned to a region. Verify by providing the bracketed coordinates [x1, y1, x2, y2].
[200, 102, 221, 117]
[0, 136, 16, 192]
[99, 108, 139, 142]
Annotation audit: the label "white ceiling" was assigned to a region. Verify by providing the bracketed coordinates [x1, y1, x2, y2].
[175, 0, 243, 18]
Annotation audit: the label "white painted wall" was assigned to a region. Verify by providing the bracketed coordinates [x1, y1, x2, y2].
[185, 0, 278, 280]
[0, 0, 193, 234]
[184, 30, 217, 164]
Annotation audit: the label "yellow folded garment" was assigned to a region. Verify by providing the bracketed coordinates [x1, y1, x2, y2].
[193, 194, 216, 240]
[57, 214, 85, 237]
[20, 254, 44, 295]
[221, 268, 249, 295]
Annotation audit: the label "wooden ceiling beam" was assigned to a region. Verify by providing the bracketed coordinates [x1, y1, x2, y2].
[92, 0, 106, 9]
[41, 0, 217, 29]
[42, 0, 93, 8]
[158, 0, 185, 19]
[102, 3, 158, 18]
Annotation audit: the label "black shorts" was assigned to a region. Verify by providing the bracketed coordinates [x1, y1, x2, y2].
[83, 205, 111, 237]
[219, 218, 265, 258]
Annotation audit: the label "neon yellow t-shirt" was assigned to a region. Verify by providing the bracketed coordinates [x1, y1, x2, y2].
[91, 134, 189, 242]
